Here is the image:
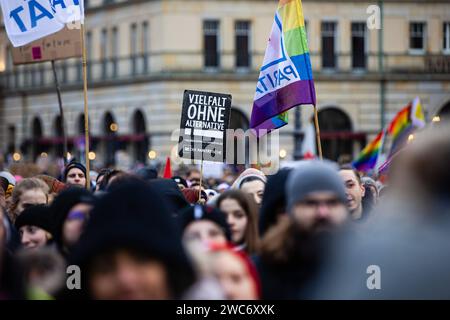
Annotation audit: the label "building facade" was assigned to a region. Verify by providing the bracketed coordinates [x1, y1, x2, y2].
[0, 0, 449, 168]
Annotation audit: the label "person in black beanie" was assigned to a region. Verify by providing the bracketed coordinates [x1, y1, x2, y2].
[65, 180, 196, 300]
[178, 204, 231, 248]
[14, 205, 54, 250]
[64, 161, 87, 188]
[50, 187, 96, 257]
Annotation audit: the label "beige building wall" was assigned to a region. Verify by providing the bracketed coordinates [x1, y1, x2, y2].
[0, 0, 449, 167]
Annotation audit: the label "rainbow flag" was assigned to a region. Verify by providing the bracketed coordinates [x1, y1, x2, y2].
[388, 97, 425, 156]
[388, 104, 411, 141]
[352, 130, 385, 172]
[250, 0, 316, 136]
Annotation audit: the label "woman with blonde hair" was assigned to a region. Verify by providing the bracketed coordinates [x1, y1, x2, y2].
[8, 178, 49, 223]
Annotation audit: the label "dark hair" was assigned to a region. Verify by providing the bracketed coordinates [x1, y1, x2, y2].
[106, 174, 144, 192]
[98, 170, 126, 191]
[217, 190, 260, 255]
[339, 164, 362, 185]
[96, 169, 111, 183]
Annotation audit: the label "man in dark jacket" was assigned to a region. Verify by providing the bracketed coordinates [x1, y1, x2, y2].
[254, 160, 350, 299]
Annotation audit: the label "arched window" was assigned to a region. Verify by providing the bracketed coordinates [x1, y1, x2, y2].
[103, 112, 117, 166]
[132, 110, 148, 164]
[31, 117, 44, 160]
[7, 125, 15, 155]
[317, 107, 353, 162]
[229, 108, 249, 130]
[229, 108, 250, 168]
[438, 101, 450, 121]
[53, 115, 65, 158]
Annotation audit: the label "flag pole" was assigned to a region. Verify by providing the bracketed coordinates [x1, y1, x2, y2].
[313, 105, 323, 160]
[80, 23, 91, 188]
[51, 60, 68, 165]
[198, 160, 204, 203]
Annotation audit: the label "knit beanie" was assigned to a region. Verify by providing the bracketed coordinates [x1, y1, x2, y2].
[64, 161, 87, 182]
[14, 205, 53, 234]
[286, 160, 347, 213]
[178, 205, 231, 241]
[50, 187, 96, 248]
[231, 168, 267, 190]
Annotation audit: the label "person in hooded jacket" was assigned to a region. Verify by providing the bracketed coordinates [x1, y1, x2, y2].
[50, 187, 96, 258]
[231, 168, 267, 206]
[253, 161, 350, 299]
[63, 180, 196, 300]
[258, 168, 292, 238]
[149, 179, 190, 217]
[1, 207, 25, 299]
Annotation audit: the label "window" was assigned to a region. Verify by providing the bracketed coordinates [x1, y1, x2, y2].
[321, 22, 337, 69]
[142, 22, 149, 54]
[351, 22, 366, 69]
[410, 22, 426, 52]
[204, 20, 220, 68]
[130, 23, 138, 74]
[142, 21, 149, 72]
[444, 22, 450, 53]
[111, 27, 118, 77]
[7, 125, 16, 155]
[235, 21, 251, 68]
[101, 28, 108, 78]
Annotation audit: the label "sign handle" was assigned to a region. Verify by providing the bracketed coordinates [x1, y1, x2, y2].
[51, 60, 68, 165]
[80, 23, 91, 188]
[313, 105, 323, 160]
[198, 160, 204, 203]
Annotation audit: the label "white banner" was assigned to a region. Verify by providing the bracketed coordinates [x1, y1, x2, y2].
[0, 0, 84, 47]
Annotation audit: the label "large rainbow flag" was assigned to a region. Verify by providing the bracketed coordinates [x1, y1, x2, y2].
[250, 0, 316, 135]
[352, 130, 385, 172]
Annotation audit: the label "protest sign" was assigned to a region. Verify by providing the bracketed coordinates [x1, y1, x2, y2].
[12, 26, 82, 65]
[178, 90, 231, 163]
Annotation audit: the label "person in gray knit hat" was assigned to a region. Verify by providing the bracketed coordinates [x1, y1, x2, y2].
[286, 160, 348, 233]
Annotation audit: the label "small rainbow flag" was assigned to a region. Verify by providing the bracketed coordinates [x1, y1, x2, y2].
[352, 130, 385, 172]
[388, 97, 425, 156]
[250, 0, 316, 135]
[388, 104, 411, 141]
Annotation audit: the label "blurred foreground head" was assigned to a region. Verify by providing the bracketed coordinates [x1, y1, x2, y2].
[208, 243, 261, 300]
[311, 123, 450, 299]
[389, 123, 450, 212]
[69, 180, 196, 300]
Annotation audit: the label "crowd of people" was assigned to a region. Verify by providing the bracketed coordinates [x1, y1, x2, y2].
[0, 123, 449, 300]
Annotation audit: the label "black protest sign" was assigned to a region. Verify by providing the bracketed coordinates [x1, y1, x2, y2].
[178, 90, 232, 162]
